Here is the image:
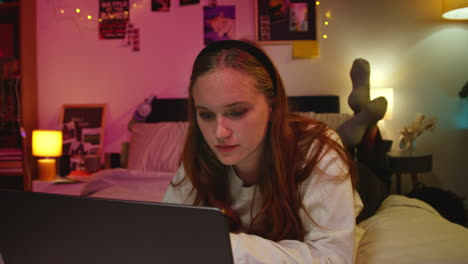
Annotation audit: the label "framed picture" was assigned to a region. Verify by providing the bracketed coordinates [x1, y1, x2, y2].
[203, 5, 236, 45]
[60, 104, 106, 171]
[255, 0, 317, 44]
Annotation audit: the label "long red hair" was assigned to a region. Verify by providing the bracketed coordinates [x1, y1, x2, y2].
[176, 40, 357, 242]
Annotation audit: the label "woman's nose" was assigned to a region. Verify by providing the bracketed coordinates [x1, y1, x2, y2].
[215, 118, 232, 139]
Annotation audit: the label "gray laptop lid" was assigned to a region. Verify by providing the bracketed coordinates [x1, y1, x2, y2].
[0, 189, 233, 264]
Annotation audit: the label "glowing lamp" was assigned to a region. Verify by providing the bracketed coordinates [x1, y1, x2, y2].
[442, 0, 468, 20]
[370, 88, 394, 120]
[32, 130, 63, 181]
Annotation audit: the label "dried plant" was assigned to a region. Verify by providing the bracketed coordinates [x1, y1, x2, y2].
[399, 113, 437, 151]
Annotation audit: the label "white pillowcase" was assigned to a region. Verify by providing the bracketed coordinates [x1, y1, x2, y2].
[125, 113, 350, 172]
[301, 112, 351, 129]
[127, 122, 188, 172]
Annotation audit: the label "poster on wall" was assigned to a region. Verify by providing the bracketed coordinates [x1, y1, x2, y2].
[60, 104, 106, 171]
[152, 0, 171, 12]
[99, 0, 130, 39]
[180, 0, 199, 6]
[203, 5, 235, 45]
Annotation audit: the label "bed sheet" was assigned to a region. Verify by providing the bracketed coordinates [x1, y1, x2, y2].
[80, 168, 174, 202]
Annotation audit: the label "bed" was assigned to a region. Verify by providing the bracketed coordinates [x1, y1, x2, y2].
[80, 96, 468, 264]
[80, 96, 347, 202]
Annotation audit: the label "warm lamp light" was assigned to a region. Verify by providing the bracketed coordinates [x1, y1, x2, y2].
[32, 130, 63, 181]
[442, 0, 468, 20]
[371, 88, 394, 120]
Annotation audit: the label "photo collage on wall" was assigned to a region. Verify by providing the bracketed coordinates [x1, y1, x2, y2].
[256, 0, 316, 42]
[151, 0, 200, 11]
[100, 0, 241, 50]
[122, 23, 140, 51]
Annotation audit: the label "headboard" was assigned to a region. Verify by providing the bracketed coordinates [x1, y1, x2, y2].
[145, 96, 340, 123]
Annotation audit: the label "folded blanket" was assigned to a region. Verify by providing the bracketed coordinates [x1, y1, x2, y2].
[80, 168, 174, 202]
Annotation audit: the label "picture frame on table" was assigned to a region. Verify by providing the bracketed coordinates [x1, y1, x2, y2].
[255, 0, 317, 44]
[60, 104, 106, 171]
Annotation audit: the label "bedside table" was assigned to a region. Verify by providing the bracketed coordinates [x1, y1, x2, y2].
[387, 151, 432, 194]
[32, 179, 86, 196]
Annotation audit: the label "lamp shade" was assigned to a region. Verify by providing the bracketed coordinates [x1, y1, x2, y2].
[442, 0, 468, 20]
[32, 130, 63, 157]
[370, 88, 394, 120]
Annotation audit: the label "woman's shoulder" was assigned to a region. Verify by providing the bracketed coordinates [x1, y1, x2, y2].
[162, 164, 197, 205]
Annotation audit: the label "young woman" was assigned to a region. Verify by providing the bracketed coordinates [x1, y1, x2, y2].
[163, 40, 363, 263]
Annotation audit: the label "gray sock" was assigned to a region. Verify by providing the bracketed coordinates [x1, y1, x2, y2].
[337, 97, 387, 149]
[348, 58, 371, 113]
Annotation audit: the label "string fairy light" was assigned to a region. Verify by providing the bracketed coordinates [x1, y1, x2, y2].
[49, 0, 97, 31]
[317, 1, 333, 39]
[49, 0, 140, 32]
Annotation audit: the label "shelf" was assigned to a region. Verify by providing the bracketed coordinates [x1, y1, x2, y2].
[0, 147, 23, 177]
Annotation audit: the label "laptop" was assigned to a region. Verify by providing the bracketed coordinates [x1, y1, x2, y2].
[0, 189, 234, 264]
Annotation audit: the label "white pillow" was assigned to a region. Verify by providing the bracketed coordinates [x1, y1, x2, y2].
[127, 122, 188, 172]
[302, 112, 351, 129]
[356, 195, 468, 264]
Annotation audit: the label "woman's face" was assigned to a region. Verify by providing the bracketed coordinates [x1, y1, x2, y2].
[192, 68, 271, 174]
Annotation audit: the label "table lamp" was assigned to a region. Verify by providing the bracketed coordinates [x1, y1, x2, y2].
[442, 0, 468, 20]
[370, 88, 394, 120]
[32, 130, 63, 181]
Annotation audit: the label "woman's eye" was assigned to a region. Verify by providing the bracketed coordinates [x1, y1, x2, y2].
[198, 112, 215, 120]
[229, 109, 247, 118]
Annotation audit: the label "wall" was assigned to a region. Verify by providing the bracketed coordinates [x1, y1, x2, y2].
[36, 0, 468, 197]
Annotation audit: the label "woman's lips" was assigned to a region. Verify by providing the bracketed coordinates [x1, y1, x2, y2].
[216, 145, 239, 153]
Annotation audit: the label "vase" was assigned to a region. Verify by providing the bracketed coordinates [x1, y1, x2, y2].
[398, 135, 416, 154]
[406, 140, 415, 153]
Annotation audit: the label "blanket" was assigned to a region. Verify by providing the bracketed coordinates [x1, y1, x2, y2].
[80, 168, 174, 202]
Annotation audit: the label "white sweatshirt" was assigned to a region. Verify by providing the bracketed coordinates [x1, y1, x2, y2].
[163, 132, 363, 264]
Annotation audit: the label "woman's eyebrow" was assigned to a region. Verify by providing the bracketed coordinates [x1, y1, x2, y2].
[195, 105, 210, 111]
[225, 101, 250, 108]
[195, 101, 250, 110]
